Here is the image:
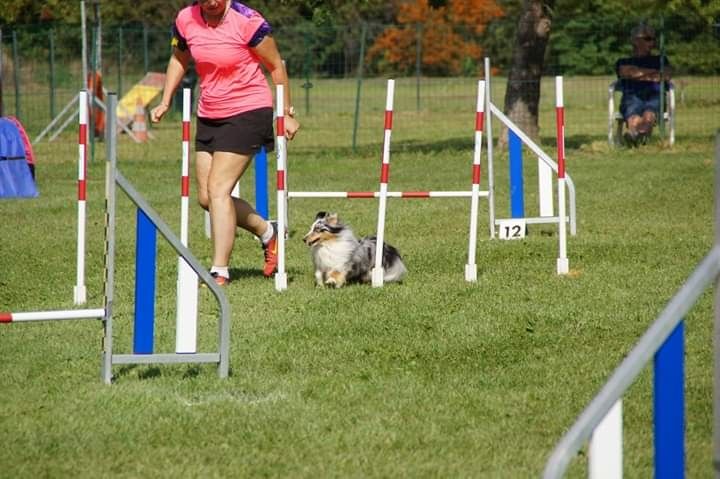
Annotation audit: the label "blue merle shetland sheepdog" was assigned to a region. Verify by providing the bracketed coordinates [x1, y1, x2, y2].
[303, 212, 407, 288]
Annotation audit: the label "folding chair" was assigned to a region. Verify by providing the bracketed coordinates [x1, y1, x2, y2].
[608, 80, 675, 146]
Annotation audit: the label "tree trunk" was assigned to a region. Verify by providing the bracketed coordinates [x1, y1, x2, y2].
[500, 0, 554, 146]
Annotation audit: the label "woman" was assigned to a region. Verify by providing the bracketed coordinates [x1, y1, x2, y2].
[151, 0, 300, 285]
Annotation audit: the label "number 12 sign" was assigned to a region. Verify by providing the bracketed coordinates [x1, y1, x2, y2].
[498, 219, 526, 240]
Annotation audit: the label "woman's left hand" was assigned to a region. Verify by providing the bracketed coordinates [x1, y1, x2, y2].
[285, 116, 300, 140]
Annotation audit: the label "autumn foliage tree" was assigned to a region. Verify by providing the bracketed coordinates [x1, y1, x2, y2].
[367, 0, 504, 76]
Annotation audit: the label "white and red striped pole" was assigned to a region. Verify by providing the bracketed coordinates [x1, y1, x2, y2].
[74, 90, 88, 305]
[371, 79, 395, 288]
[274, 84, 288, 291]
[466, 80, 486, 282]
[288, 191, 482, 199]
[176, 88, 199, 353]
[555, 76, 569, 275]
[0, 308, 105, 323]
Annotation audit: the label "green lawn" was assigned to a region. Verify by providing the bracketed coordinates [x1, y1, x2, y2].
[0, 77, 717, 477]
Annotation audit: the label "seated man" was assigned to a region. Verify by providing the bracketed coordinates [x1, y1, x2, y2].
[615, 23, 672, 145]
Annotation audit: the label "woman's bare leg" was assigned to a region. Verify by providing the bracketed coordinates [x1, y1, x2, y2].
[196, 151, 273, 271]
[204, 151, 252, 267]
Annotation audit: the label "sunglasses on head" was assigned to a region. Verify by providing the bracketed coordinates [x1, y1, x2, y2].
[636, 36, 655, 41]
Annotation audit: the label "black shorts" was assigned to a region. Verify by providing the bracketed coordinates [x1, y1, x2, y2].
[195, 107, 274, 155]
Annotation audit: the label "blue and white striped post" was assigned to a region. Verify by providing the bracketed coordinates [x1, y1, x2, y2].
[133, 209, 156, 354]
[509, 130, 524, 219]
[654, 320, 685, 479]
[255, 146, 269, 220]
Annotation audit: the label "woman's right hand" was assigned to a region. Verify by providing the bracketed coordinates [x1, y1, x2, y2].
[150, 102, 170, 123]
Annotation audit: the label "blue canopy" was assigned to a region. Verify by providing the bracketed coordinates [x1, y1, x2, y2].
[0, 118, 38, 198]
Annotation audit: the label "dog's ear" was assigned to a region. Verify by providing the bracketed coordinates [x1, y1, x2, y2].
[326, 212, 339, 225]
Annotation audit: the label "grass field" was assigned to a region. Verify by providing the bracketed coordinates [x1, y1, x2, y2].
[0, 77, 717, 477]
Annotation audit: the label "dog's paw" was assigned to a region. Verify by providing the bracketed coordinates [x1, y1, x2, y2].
[325, 271, 347, 288]
[314, 271, 325, 287]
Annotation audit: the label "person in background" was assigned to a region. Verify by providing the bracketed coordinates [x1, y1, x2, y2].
[615, 23, 671, 145]
[151, 0, 299, 286]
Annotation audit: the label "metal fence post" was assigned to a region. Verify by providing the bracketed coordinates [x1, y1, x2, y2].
[12, 30, 20, 118]
[117, 27, 124, 99]
[416, 22, 422, 112]
[0, 27, 4, 117]
[49, 29, 56, 121]
[143, 23, 149, 74]
[351, 22, 367, 153]
[659, 16, 666, 139]
[714, 132, 720, 478]
[302, 30, 313, 115]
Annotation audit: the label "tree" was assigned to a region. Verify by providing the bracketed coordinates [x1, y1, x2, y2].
[0, 0, 188, 27]
[367, 0, 504, 76]
[501, 0, 554, 144]
[496, 0, 720, 143]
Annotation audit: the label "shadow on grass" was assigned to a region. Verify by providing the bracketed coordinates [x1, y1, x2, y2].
[229, 267, 267, 281]
[294, 136, 473, 158]
[182, 366, 201, 379]
[115, 364, 227, 382]
[115, 364, 162, 381]
[228, 267, 302, 285]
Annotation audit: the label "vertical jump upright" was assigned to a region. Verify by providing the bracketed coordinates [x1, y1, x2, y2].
[74, 90, 89, 304]
[465, 80, 486, 282]
[176, 88, 199, 353]
[371, 79, 395, 288]
[555, 76, 569, 274]
[484, 58, 496, 239]
[275, 85, 289, 291]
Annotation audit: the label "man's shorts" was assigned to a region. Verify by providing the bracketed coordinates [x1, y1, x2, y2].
[196, 107, 274, 155]
[620, 93, 660, 120]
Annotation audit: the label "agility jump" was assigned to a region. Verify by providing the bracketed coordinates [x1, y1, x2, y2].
[273, 80, 488, 291]
[2, 93, 231, 384]
[272, 67, 576, 290]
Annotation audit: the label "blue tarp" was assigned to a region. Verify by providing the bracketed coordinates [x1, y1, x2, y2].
[0, 118, 38, 198]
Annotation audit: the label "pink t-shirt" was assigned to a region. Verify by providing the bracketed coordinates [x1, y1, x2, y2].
[173, 1, 273, 119]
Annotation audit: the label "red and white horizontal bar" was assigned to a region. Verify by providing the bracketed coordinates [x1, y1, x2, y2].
[0, 308, 105, 323]
[288, 191, 489, 199]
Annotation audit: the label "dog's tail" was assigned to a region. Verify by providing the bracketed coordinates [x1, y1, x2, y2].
[359, 236, 407, 283]
[382, 243, 407, 283]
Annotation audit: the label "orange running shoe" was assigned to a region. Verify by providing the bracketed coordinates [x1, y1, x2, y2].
[210, 272, 230, 286]
[262, 222, 278, 277]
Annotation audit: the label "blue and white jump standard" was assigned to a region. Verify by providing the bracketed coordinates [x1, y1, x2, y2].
[2, 93, 232, 384]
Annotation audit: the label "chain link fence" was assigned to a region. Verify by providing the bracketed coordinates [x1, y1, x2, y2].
[1, 16, 718, 158]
